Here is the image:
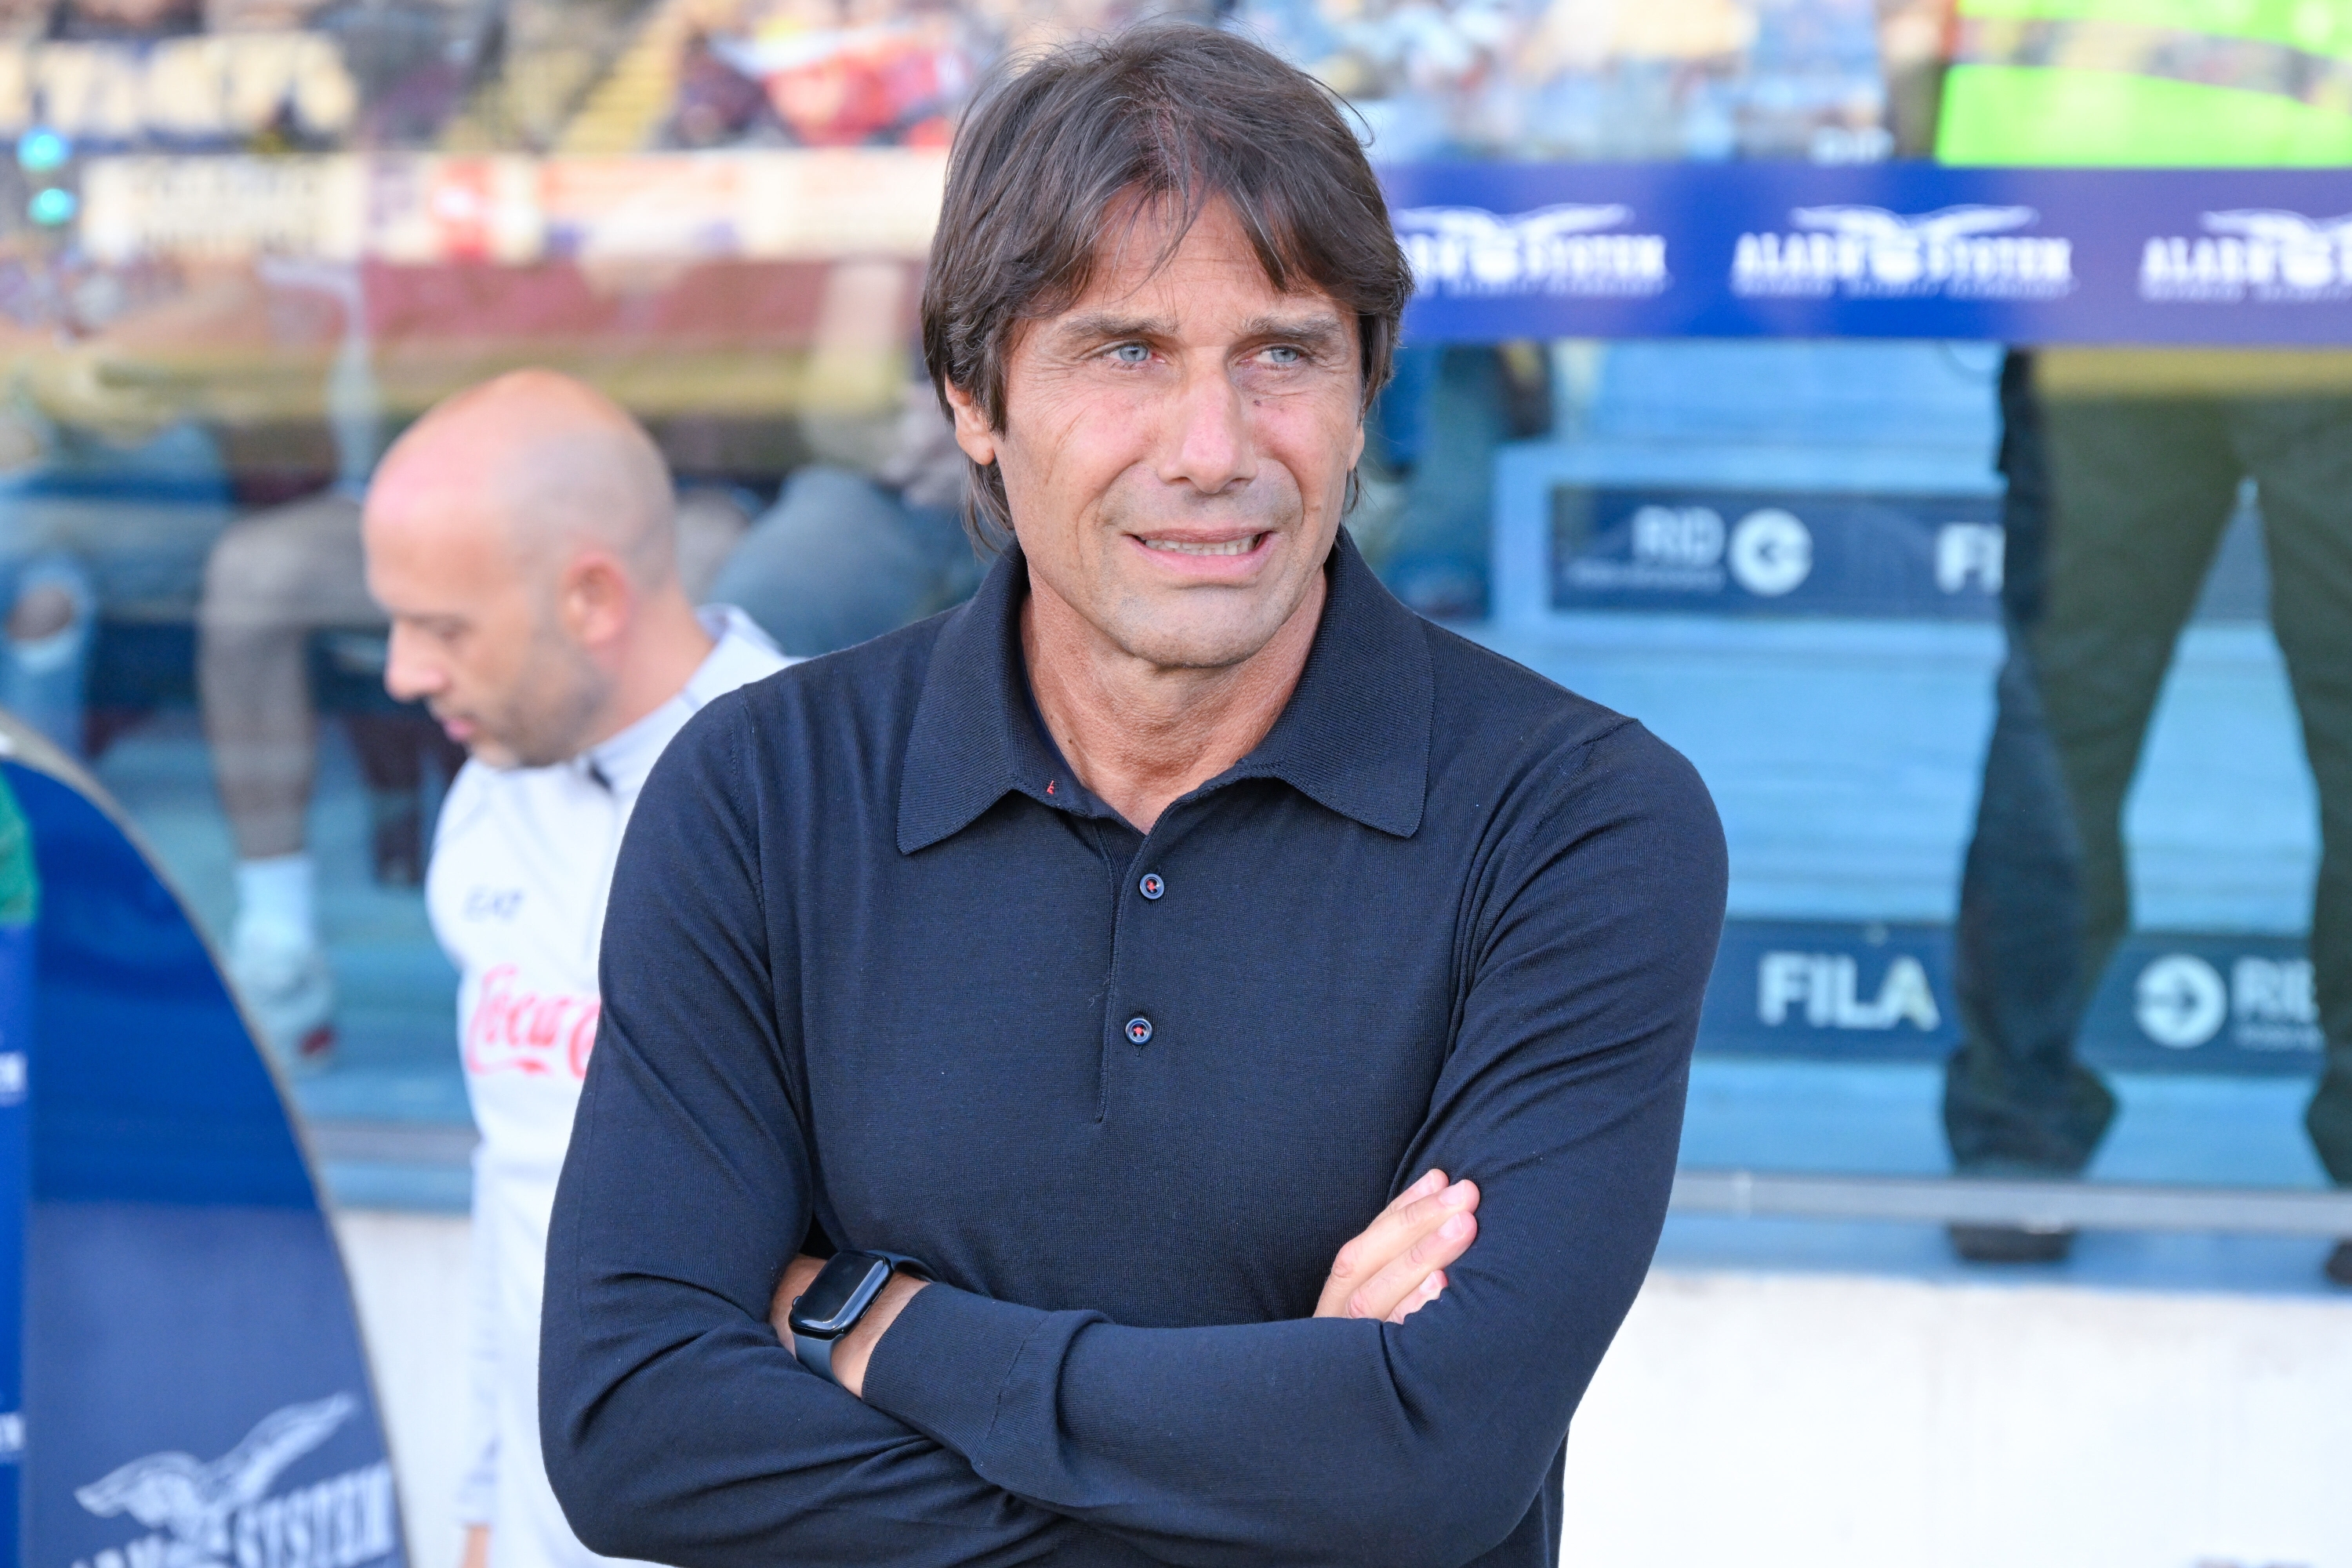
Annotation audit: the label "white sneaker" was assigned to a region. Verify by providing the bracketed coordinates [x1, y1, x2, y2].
[229, 926, 337, 1073]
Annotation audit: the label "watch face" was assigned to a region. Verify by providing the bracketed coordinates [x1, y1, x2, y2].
[789, 1251, 894, 1337]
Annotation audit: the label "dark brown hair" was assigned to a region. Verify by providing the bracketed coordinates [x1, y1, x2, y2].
[920, 24, 1413, 552]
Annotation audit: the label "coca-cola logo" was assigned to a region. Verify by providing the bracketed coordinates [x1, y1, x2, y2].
[465, 964, 601, 1080]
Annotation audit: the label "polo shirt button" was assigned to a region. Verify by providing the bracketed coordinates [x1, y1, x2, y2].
[1125, 1015, 1153, 1046]
[1139, 873, 1164, 900]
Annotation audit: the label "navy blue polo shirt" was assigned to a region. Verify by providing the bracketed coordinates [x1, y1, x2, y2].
[543, 531, 1726, 1568]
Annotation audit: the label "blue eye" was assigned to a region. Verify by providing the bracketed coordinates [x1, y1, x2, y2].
[1111, 343, 1150, 365]
[1265, 345, 1303, 365]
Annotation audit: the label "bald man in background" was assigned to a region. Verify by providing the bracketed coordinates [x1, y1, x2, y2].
[364, 369, 787, 1568]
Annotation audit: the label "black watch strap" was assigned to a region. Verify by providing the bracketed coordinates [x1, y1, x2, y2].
[792, 1252, 928, 1388]
[793, 1323, 838, 1384]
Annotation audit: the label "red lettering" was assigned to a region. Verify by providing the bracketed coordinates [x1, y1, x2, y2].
[565, 1000, 604, 1079]
[463, 964, 601, 1080]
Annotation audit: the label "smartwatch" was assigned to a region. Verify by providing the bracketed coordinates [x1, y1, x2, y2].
[786, 1250, 928, 1386]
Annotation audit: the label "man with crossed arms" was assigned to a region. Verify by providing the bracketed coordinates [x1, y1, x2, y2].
[543, 27, 1725, 1567]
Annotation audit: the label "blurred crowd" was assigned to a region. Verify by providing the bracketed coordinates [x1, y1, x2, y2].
[0, 0, 1930, 160]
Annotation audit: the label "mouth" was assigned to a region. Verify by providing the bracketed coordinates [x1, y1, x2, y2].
[1134, 532, 1269, 559]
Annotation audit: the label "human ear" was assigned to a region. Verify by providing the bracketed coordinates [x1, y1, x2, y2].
[941, 379, 998, 466]
[561, 554, 633, 648]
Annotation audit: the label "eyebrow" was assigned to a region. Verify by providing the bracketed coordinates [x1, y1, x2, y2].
[1047, 313, 1174, 350]
[1236, 312, 1348, 353]
[1046, 309, 1352, 355]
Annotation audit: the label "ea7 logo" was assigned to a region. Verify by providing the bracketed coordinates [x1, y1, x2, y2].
[1394, 204, 1669, 299]
[71, 1394, 397, 1568]
[1732, 205, 2073, 301]
[2140, 209, 2352, 303]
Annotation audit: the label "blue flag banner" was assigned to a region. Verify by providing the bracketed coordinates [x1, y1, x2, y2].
[1385, 163, 2352, 345]
[0, 726, 402, 1568]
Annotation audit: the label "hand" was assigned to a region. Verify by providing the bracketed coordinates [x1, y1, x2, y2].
[459, 1526, 488, 1568]
[766, 1253, 928, 1401]
[1313, 1168, 1479, 1323]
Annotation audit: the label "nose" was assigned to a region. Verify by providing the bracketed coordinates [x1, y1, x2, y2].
[1159, 362, 1256, 495]
[383, 622, 444, 705]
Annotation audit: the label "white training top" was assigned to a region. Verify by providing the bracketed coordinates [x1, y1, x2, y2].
[426, 606, 787, 1568]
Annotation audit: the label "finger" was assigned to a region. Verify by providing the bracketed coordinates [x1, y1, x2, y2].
[1316, 1176, 1477, 1317]
[1345, 1205, 1476, 1322]
[1387, 1268, 1446, 1325]
[1314, 1170, 1446, 1315]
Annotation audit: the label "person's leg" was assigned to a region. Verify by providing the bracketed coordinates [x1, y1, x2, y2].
[197, 488, 375, 1069]
[2032, 396, 2245, 1014]
[706, 467, 958, 657]
[1944, 358, 2119, 1224]
[1379, 347, 1515, 619]
[0, 554, 96, 757]
[2230, 401, 2352, 1227]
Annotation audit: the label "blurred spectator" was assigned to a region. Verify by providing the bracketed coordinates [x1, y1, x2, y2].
[48, 0, 202, 38]
[362, 369, 786, 1568]
[0, 411, 95, 753]
[198, 260, 379, 1069]
[659, 0, 1210, 151]
[709, 376, 976, 655]
[666, 30, 779, 147]
[1232, 0, 1889, 162]
[1936, 0, 2352, 1280]
[1367, 341, 1552, 620]
[0, 399, 235, 757]
[1942, 350, 2352, 1282]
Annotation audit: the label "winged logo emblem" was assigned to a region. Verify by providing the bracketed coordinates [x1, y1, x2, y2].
[75, 1395, 358, 1568]
[2200, 209, 2352, 289]
[1393, 203, 1663, 296]
[1789, 205, 2039, 287]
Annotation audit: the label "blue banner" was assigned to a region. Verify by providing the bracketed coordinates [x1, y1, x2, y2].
[3, 757, 403, 1568]
[1700, 918, 2325, 1076]
[1552, 485, 2005, 619]
[1385, 163, 2352, 346]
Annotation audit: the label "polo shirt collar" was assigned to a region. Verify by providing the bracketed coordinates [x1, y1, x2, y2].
[897, 528, 1431, 854]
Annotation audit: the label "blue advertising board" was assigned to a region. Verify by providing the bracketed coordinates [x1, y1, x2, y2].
[1385, 163, 2352, 346]
[1551, 485, 2005, 619]
[0, 895, 26, 1565]
[0, 724, 403, 1568]
[1701, 917, 2325, 1076]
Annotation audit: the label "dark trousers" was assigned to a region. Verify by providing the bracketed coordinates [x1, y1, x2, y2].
[1944, 358, 2352, 1181]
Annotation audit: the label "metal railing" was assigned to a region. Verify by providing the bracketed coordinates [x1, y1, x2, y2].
[1671, 1167, 2352, 1237]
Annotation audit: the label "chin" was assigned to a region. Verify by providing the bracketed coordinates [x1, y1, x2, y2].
[1109, 603, 1296, 671]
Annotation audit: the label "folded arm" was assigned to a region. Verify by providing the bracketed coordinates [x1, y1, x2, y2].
[770, 1167, 1486, 1394]
[541, 710, 1724, 1568]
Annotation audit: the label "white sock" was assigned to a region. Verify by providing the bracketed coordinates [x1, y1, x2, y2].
[234, 852, 317, 951]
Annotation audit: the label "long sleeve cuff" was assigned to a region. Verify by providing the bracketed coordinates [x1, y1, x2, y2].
[453, 1470, 496, 1528]
[860, 1282, 1069, 1465]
